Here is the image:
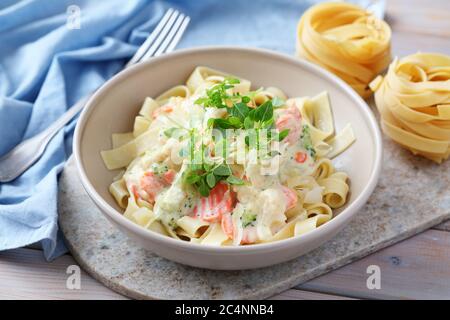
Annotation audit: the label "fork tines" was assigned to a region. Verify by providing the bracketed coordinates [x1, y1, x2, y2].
[126, 8, 190, 67]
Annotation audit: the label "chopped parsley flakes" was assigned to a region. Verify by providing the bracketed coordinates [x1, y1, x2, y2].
[241, 211, 257, 228]
[301, 125, 316, 158]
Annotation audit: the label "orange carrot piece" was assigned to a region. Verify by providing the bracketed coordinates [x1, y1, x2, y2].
[163, 169, 176, 184]
[152, 105, 173, 119]
[241, 227, 258, 244]
[131, 184, 140, 200]
[140, 172, 165, 203]
[282, 186, 298, 210]
[276, 105, 302, 144]
[192, 182, 234, 222]
[295, 151, 307, 163]
[221, 212, 234, 239]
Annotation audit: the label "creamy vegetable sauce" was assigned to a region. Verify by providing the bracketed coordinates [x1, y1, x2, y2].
[101, 67, 354, 246]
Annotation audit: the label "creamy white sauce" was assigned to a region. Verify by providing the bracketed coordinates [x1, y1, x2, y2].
[123, 95, 321, 241]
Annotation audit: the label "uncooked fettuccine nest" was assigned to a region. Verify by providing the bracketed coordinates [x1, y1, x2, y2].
[370, 53, 450, 163]
[296, 2, 392, 99]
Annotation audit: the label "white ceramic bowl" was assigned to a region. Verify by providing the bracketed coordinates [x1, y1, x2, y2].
[74, 46, 382, 270]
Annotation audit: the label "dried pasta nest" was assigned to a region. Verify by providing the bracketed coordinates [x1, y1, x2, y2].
[370, 53, 450, 163]
[296, 2, 392, 99]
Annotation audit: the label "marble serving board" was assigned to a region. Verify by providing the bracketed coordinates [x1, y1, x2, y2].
[59, 133, 450, 300]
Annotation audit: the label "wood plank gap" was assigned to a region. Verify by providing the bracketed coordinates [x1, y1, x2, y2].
[296, 229, 450, 300]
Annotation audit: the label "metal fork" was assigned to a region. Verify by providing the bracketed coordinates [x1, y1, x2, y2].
[0, 8, 190, 183]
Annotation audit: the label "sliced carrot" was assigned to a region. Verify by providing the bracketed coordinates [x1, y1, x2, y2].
[163, 169, 176, 184]
[221, 212, 234, 239]
[241, 227, 258, 244]
[282, 186, 298, 210]
[192, 182, 235, 222]
[276, 105, 302, 144]
[152, 105, 173, 119]
[295, 151, 307, 163]
[131, 184, 140, 200]
[140, 172, 165, 203]
[287, 104, 302, 119]
[162, 105, 173, 112]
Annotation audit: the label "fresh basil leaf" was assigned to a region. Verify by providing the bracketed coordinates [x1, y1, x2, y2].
[213, 164, 232, 176]
[231, 102, 250, 121]
[206, 173, 216, 188]
[184, 172, 200, 184]
[225, 77, 240, 84]
[247, 108, 256, 121]
[212, 118, 234, 129]
[226, 175, 245, 185]
[195, 78, 242, 111]
[214, 174, 225, 183]
[262, 118, 274, 129]
[194, 97, 209, 106]
[244, 117, 254, 129]
[278, 129, 290, 141]
[254, 100, 273, 122]
[241, 96, 251, 104]
[198, 179, 210, 197]
[228, 116, 242, 127]
[207, 118, 215, 128]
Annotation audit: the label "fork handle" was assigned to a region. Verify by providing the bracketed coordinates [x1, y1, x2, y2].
[0, 94, 93, 182]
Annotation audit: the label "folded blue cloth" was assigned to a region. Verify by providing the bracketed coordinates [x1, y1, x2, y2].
[0, 0, 382, 260]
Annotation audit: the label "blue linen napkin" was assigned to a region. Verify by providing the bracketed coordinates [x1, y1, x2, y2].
[0, 0, 383, 260]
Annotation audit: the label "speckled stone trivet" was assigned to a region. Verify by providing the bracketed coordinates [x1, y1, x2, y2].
[59, 134, 450, 300]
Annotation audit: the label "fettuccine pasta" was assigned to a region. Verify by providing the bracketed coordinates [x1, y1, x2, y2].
[296, 2, 392, 98]
[101, 66, 356, 246]
[370, 53, 450, 163]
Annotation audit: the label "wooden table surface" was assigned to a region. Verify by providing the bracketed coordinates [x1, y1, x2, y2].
[1, 0, 449, 300]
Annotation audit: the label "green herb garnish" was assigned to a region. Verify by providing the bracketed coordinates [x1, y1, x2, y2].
[181, 141, 243, 197]
[183, 162, 244, 197]
[184, 78, 292, 196]
[301, 125, 316, 158]
[163, 127, 178, 138]
[168, 217, 178, 229]
[213, 164, 232, 176]
[251, 100, 273, 123]
[241, 211, 257, 228]
[151, 163, 168, 176]
[194, 77, 240, 109]
[277, 129, 290, 142]
[226, 175, 245, 185]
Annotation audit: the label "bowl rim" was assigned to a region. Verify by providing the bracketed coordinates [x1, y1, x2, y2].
[74, 45, 383, 253]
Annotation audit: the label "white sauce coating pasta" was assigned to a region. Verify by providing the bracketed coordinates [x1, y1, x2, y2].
[101, 66, 355, 246]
